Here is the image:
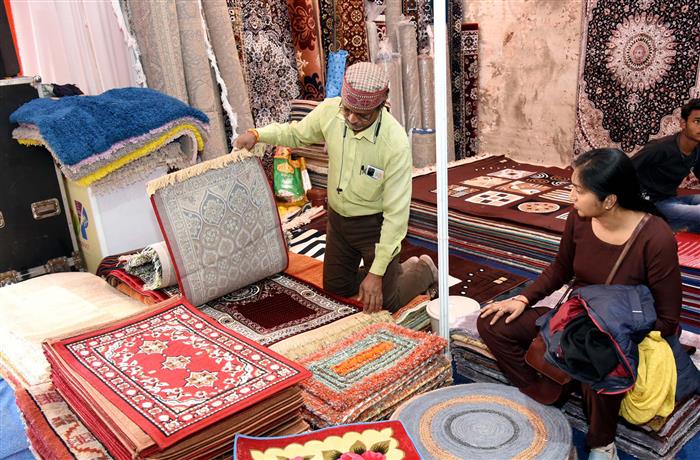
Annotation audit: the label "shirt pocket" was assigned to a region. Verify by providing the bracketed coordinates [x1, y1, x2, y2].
[350, 174, 383, 202]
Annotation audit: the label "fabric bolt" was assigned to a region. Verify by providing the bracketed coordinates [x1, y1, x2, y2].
[398, 21, 421, 132]
[377, 54, 405, 128]
[318, 0, 337, 69]
[242, 0, 301, 126]
[416, 0, 433, 54]
[574, 0, 700, 156]
[326, 49, 349, 98]
[225, 0, 248, 84]
[366, 20, 380, 62]
[461, 23, 479, 157]
[418, 54, 435, 129]
[198, 273, 360, 346]
[127, 0, 188, 102]
[108, 271, 173, 305]
[150, 155, 288, 306]
[124, 241, 177, 291]
[448, 0, 465, 158]
[287, 0, 326, 100]
[383, 0, 401, 52]
[201, 0, 255, 136]
[411, 129, 436, 168]
[401, 0, 419, 26]
[391, 383, 573, 460]
[337, 0, 370, 65]
[234, 420, 421, 460]
[174, 0, 228, 159]
[43, 301, 311, 456]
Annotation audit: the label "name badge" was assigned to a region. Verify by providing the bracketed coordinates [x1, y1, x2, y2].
[362, 164, 384, 181]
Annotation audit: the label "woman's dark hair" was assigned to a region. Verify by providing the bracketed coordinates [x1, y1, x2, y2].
[573, 148, 664, 218]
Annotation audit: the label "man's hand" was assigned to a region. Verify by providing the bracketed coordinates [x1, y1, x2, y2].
[357, 272, 383, 313]
[234, 131, 258, 150]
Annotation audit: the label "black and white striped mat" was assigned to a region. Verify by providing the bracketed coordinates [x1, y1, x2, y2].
[289, 229, 326, 260]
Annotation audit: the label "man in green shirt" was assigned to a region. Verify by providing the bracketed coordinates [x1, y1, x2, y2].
[234, 62, 437, 312]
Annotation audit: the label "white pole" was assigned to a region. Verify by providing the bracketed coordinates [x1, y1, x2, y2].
[433, 1, 450, 350]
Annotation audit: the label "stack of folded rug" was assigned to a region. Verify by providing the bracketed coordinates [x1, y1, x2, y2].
[10, 87, 209, 189]
[299, 322, 452, 427]
[42, 300, 310, 459]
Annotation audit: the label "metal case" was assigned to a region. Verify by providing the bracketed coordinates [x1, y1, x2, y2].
[0, 76, 81, 285]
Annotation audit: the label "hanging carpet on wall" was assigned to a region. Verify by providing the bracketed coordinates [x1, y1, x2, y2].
[574, 0, 700, 156]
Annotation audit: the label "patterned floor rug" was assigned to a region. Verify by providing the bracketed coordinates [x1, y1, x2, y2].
[299, 322, 451, 427]
[234, 420, 422, 459]
[391, 383, 573, 460]
[149, 155, 288, 306]
[43, 300, 310, 457]
[199, 273, 360, 346]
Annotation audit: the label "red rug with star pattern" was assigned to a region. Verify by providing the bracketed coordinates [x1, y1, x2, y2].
[43, 299, 311, 458]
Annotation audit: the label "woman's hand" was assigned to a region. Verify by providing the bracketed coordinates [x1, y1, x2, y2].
[480, 296, 528, 325]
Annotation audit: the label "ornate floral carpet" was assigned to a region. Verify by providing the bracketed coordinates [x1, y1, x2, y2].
[574, 0, 700, 156]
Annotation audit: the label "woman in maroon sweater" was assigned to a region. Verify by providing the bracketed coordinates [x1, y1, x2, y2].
[477, 148, 681, 460]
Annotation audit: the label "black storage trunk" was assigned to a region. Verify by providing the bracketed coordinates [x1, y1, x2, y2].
[0, 76, 80, 284]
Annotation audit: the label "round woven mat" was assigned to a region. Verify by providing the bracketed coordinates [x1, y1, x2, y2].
[391, 383, 572, 460]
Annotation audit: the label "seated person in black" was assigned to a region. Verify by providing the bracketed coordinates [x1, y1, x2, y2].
[632, 98, 700, 233]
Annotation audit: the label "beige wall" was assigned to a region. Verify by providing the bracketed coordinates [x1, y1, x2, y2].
[463, 0, 584, 167]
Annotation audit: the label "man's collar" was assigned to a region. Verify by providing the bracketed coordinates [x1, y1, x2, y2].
[335, 106, 382, 144]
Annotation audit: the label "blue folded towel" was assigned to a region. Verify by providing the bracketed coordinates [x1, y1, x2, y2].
[10, 87, 209, 166]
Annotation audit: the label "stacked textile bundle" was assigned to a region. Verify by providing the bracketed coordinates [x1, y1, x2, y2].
[449, 314, 700, 459]
[677, 232, 700, 329]
[409, 155, 570, 274]
[10, 88, 209, 189]
[299, 322, 452, 427]
[0, 271, 161, 458]
[43, 300, 311, 459]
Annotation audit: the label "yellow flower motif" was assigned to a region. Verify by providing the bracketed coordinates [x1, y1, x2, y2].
[250, 428, 406, 460]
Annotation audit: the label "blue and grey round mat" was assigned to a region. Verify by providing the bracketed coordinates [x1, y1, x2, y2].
[391, 383, 572, 460]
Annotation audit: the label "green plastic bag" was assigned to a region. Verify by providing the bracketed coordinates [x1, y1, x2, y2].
[273, 147, 307, 205]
